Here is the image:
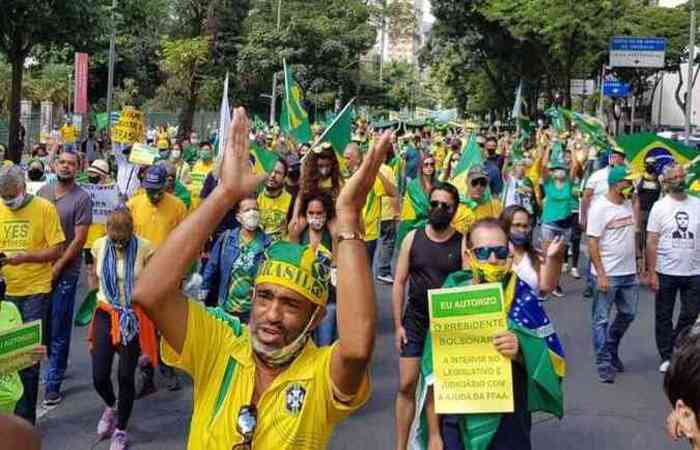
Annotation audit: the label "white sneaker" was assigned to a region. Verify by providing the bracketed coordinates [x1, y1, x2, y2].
[659, 360, 671, 373]
[377, 274, 394, 284]
[570, 267, 581, 279]
[562, 263, 569, 274]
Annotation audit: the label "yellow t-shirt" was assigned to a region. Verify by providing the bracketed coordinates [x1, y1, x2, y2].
[60, 124, 77, 144]
[189, 161, 214, 209]
[157, 131, 170, 150]
[379, 164, 398, 223]
[91, 236, 154, 305]
[0, 197, 65, 296]
[432, 145, 447, 172]
[84, 224, 107, 250]
[127, 192, 187, 248]
[362, 177, 385, 242]
[162, 301, 370, 450]
[451, 199, 503, 235]
[257, 190, 292, 241]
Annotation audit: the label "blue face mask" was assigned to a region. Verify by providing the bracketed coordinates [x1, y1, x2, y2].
[509, 231, 530, 247]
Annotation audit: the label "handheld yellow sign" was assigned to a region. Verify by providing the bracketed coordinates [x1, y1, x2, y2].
[428, 282, 514, 414]
[129, 143, 159, 166]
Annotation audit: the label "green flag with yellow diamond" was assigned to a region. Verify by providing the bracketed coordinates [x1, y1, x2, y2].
[280, 60, 312, 144]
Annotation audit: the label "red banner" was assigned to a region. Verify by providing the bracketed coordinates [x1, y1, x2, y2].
[73, 53, 88, 114]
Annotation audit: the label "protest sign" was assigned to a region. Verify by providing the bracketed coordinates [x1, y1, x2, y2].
[129, 143, 160, 166]
[0, 321, 42, 376]
[428, 282, 513, 414]
[111, 106, 145, 144]
[190, 171, 207, 195]
[81, 183, 119, 224]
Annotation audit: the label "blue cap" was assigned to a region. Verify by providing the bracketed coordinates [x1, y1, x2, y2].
[142, 165, 167, 189]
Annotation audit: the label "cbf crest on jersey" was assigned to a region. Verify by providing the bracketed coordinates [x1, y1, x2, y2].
[285, 384, 306, 415]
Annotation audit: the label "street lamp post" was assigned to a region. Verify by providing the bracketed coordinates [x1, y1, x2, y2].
[269, 0, 283, 125]
[106, 0, 118, 134]
[686, 0, 696, 146]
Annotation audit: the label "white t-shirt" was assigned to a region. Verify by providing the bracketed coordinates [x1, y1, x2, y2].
[585, 166, 610, 204]
[647, 195, 700, 276]
[586, 196, 636, 276]
[514, 252, 539, 293]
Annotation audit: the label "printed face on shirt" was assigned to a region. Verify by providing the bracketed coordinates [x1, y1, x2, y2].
[676, 211, 690, 231]
[250, 282, 318, 351]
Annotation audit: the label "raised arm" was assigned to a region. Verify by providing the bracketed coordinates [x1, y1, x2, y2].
[331, 130, 392, 396]
[132, 108, 265, 353]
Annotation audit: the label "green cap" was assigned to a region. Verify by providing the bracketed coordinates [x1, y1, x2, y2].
[608, 165, 634, 186]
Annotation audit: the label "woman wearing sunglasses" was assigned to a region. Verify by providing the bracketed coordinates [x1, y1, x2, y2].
[413, 218, 565, 450]
[501, 205, 565, 296]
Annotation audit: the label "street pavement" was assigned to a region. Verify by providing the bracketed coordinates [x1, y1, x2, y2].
[39, 271, 680, 450]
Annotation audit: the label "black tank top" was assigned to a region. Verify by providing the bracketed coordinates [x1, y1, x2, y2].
[407, 228, 463, 318]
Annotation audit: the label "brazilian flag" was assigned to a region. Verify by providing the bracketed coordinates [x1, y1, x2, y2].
[396, 178, 430, 248]
[250, 141, 280, 176]
[279, 60, 312, 144]
[615, 132, 698, 176]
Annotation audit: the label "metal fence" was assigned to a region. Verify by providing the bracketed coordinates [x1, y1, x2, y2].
[0, 110, 222, 149]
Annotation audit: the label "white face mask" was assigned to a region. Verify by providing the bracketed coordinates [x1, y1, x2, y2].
[251, 307, 320, 367]
[170, 150, 181, 161]
[3, 193, 24, 210]
[319, 167, 331, 177]
[239, 209, 260, 231]
[308, 215, 326, 231]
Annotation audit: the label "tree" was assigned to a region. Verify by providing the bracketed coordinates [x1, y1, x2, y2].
[237, 0, 376, 121]
[0, 0, 105, 161]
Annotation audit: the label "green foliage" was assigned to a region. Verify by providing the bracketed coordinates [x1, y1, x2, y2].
[24, 63, 72, 104]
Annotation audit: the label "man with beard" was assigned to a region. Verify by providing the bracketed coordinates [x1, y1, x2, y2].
[38, 150, 93, 406]
[646, 164, 700, 373]
[392, 181, 463, 450]
[132, 108, 390, 449]
[257, 159, 292, 241]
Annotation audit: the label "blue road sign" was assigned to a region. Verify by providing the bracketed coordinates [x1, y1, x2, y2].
[609, 37, 667, 68]
[603, 80, 630, 97]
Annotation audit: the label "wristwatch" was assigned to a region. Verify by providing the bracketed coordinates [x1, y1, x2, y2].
[335, 231, 364, 244]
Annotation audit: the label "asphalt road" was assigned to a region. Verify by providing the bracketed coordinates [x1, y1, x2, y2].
[37, 271, 681, 450]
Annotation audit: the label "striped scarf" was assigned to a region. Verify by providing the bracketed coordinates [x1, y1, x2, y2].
[101, 236, 139, 345]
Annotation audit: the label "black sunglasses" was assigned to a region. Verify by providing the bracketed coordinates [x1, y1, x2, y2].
[471, 178, 488, 188]
[473, 245, 509, 261]
[430, 200, 454, 211]
[233, 405, 257, 449]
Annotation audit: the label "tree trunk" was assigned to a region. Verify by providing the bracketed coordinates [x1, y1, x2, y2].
[7, 56, 24, 163]
[178, 69, 199, 140]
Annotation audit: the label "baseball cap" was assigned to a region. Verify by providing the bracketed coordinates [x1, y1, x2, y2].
[142, 165, 167, 189]
[608, 165, 635, 186]
[467, 164, 488, 180]
[87, 159, 110, 177]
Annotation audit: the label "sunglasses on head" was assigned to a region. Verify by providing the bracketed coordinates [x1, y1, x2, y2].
[472, 245, 509, 261]
[430, 200, 454, 211]
[233, 405, 257, 449]
[471, 178, 488, 188]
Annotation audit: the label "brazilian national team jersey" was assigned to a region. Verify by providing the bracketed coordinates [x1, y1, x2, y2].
[162, 301, 371, 450]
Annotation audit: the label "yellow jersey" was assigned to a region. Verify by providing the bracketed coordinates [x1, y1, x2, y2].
[189, 161, 214, 209]
[379, 164, 398, 223]
[451, 199, 503, 235]
[162, 301, 370, 450]
[127, 192, 187, 248]
[0, 197, 65, 296]
[257, 190, 292, 241]
[362, 177, 385, 242]
[84, 223, 107, 250]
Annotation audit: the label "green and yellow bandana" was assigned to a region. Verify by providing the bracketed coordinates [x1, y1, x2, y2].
[255, 241, 332, 306]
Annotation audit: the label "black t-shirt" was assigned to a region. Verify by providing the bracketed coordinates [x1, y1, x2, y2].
[637, 177, 662, 213]
[407, 228, 463, 318]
